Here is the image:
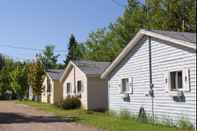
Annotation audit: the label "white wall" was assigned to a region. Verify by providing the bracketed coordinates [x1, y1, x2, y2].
[108, 37, 196, 126]
[41, 76, 55, 104]
[108, 38, 151, 113]
[63, 65, 88, 109]
[151, 38, 196, 125]
[41, 77, 48, 103]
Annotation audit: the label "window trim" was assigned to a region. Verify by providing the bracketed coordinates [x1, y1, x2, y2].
[77, 80, 82, 93]
[120, 78, 133, 94]
[168, 69, 184, 93]
[66, 82, 71, 94]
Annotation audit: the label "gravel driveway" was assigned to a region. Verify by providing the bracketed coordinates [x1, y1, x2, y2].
[0, 101, 101, 131]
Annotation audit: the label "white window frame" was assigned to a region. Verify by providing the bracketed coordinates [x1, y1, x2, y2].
[120, 77, 133, 94]
[169, 70, 184, 92]
[164, 68, 190, 94]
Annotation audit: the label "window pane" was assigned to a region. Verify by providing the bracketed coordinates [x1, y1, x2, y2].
[177, 71, 183, 89]
[77, 81, 82, 92]
[67, 83, 70, 93]
[47, 78, 51, 92]
[170, 72, 176, 91]
[122, 78, 129, 92]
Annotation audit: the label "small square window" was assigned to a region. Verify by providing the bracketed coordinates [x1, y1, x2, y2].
[170, 71, 183, 91]
[121, 78, 129, 93]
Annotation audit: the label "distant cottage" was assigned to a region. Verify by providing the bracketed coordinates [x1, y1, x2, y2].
[41, 69, 64, 104]
[60, 60, 110, 110]
[101, 29, 196, 126]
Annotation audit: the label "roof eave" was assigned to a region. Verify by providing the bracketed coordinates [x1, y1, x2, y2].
[101, 29, 196, 79]
[101, 30, 144, 79]
[86, 74, 100, 78]
[142, 30, 196, 49]
[60, 61, 73, 83]
[60, 60, 88, 83]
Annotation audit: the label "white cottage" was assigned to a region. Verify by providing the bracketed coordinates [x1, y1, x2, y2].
[60, 60, 110, 110]
[101, 29, 196, 126]
[41, 69, 64, 104]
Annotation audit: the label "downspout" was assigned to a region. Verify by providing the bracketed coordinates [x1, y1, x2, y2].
[148, 36, 154, 122]
[145, 0, 154, 122]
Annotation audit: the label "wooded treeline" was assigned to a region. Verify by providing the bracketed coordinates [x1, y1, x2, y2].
[0, 46, 60, 99]
[67, 0, 196, 62]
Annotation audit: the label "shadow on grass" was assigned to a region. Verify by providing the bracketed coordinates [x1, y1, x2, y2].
[0, 112, 78, 124]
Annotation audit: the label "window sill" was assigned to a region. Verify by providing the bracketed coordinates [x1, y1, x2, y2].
[168, 90, 184, 96]
[120, 92, 132, 94]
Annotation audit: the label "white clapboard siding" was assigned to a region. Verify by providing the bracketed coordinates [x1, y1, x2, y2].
[151, 39, 196, 125]
[108, 37, 196, 126]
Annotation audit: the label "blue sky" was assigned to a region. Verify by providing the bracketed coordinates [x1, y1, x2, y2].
[0, 0, 127, 63]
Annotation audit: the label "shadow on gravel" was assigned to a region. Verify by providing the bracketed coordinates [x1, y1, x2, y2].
[0, 113, 77, 124]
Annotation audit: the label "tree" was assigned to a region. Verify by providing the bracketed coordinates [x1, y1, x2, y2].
[10, 64, 28, 99]
[81, 0, 145, 61]
[64, 34, 82, 65]
[81, 28, 115, 61]
[147, 0, 196, 32]
[0, 54, 4, 70]
[27, 60, 45, 100]
[0, 57, 15, 99]
[80, 0, 196, 62]
[37, 45, 59, 70]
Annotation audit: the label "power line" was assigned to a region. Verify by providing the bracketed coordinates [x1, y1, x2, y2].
[0, 44, 66, 53]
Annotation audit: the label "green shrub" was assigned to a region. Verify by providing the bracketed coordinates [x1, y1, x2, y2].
[161, 116, 175, 127]
[62, 96, 81, 109]
[177, 118, 194, 130]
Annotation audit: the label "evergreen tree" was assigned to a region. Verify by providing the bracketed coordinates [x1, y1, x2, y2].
[64, 34, 82, 65]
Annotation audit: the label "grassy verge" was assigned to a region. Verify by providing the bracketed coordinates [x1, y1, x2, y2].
[17, 100, 182, 131]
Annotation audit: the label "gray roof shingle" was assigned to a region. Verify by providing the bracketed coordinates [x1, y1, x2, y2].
[73, 60, 111, 76]
[151, 30, 196, 44]
[47, 69, 64, 80]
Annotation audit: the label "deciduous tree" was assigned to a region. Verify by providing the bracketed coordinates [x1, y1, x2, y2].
[27, 60, 45, 100]
[37, 45, 59, 70]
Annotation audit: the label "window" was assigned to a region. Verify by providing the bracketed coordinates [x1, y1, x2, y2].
[47, 78, 51, 92]
[67, 83, 71, 94]
[164, 68, 190, 93]
[121, 78, 129, 93]
[77, 81, 82, 93]
[170, 71, 183, 91]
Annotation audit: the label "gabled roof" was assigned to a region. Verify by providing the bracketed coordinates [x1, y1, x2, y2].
[101, 29, 196, 79]
[47, 69, 64, 80]
[60, 60, 111, 82]
[151, 30, 196, 44]
[73, 60, 111, 75]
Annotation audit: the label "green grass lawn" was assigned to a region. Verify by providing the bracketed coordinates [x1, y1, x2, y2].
[17, 100, 183, 131]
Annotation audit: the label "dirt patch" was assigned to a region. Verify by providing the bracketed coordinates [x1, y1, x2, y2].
[0, 101, 102, 131]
